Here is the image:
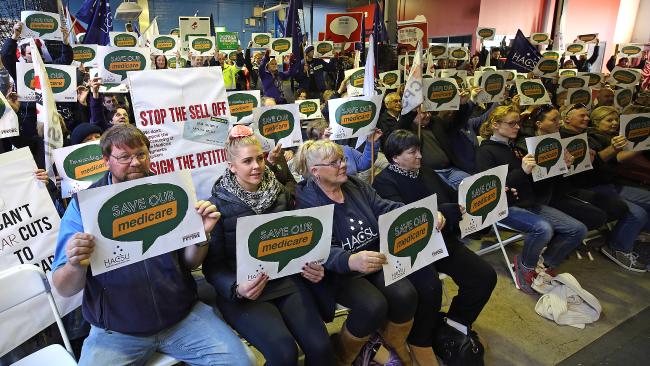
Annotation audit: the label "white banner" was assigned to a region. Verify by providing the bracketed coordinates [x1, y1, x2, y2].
[98, 46, 151, 85]
[236, 205, 334, 284]
[53, 141, 108, 198]
[328, 94, 383, 141]
[458, 165, 509, 238]
[16, 63, 77, 102]
[0, 93, 19, 138]
[129, 67, 231, 199]
[20, 11, 63, 41]
[253, 104, 303, 148]
[525, 132, 568, 181]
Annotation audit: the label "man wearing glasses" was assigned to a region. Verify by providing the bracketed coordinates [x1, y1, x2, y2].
[51, 124, 253, 365]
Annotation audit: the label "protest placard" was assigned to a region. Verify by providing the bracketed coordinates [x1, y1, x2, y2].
[327, 95, 383, 141]
[251, 33, 272, 48]
[325, 12, 363, 43]
[558, 68, 577, 77]
[620, 113, 650, 152]
[448, 47, 469, 60]
[188, 36, 216, 56]
[558, 74, 590, 92]
[614, 87, 633, 111]
[515, 78, 551, 105]
[617, 43, 644, 58]
[20, 11, 63, 41]
[53, 141, 107, 198]
[227, 90, 260, 124]
[577, 72, 603, 87]
[565, 42, 587, 56]
[429, 44, 447, 60]
[110, 32, 139, 47]
[98, 46, 151, 85]
[73, 44, 98, 67]
[295, 99, 323, 120]
[0, 92, 19, 138]
[422, 78, 460, 112]
[566, 87, 593, 109]
[458, 165, 509, 238]
[577, 33, 598, 43]
[16, 63, 77, 103]
[179, 16, 211, 53]
[269, 37, 293, 57]
[151, 35, 179, 56]
[476, 71, 506, 103]
[561, 133, 593, 176]
[440, 69, 468, 89]
[532, 57, 559, 78]
[525, 132, 568, 181]
[314, 41, 334, 58]
[216, 32, 239, 51]
[529, 33, 550, 45]
[608, 67, 641, 87]
[476, 27, 496, 41]
[398, 19, 428, 50]
[379, 70, 401, 89]
[345, 67, 365, 97]
[253, 104, 303, 148]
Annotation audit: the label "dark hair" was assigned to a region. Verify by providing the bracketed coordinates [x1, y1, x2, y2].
[529, 104, 556, 122]
[295, 88, 308, 98]
[100, 124, 150, 157]
[383, 129, 420, 163]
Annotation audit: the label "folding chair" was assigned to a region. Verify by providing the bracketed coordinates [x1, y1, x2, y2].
[475, 223, 524, 289]
[0, 264, 76, 365]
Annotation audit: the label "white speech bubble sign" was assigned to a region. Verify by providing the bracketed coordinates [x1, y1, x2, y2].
[398, 26, 424, 48]
[331, 16, 359, 39]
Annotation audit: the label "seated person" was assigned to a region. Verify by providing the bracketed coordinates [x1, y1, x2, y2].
[377, 92, 402, 149]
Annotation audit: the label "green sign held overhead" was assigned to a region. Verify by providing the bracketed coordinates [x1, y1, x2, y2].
[335, 99, 377, 134]
[258, 108, 296, 143]
[25, 13, 59, 37]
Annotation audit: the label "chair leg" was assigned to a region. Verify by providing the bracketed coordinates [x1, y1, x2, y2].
[493, 223, 519, 289]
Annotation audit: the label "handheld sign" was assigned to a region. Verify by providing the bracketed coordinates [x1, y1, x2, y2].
[448, 47, 469, 60]
[608, 67, 641, 87]
[98, 46, 151, 85]
[565, 87, 593, 110]
[558, 75, 590, 92]
[73, 44, 98, 67]
[151, 35, 179, 56]
[314, 41, 334, 58]
[269, 37, 293, 57]
[577, 33, 598, 43]
[253, 104, 303, 148]
[529, 33, 550, 45]
[397, 20, 429, 50]
[16, 63, 77, 103]
[543, 51, 561, 60]
[476, 71, 506, 103]
[188, 36, 216, 56]
[558, 68, 577, 77]
[379, 70, 401, 89]
[532, 57, 559, 79]
[458, 165, 509, 238]
[577, 72, 603, 87]
[620, 113, 650, 152]
[525, 132, 568, 181]
[617, 43, 643, 59]
[476, 27, 496, 41]
[179, 16, 211, 53]
[345, 67, 365, 97]
[565, 42, 587, 56]
[110, 32, 139, 47]
[236, 205, 334, 284]
[614, 87, 633, 111]
[78, 171, 206, 275]
[515, 79, 551, 105]
[0, 92, 19, 138]
[423, 78, 460, 112]
[251, 33, 272, 48]
[398, 54, 415, 71]
[216, 32, 239, 51]
[53, 141, 108, 198]
[429, 44, 448, 60]
[328, 94, 383, 141]
[227, 90, 260, 124]
[295, 99, 323, 120]
[326, 12, 363, 43]
[440, 69, 468, 89]
[20, 11, 62, 41]
[561, 133, 593, 176]
[380, 195, 448, 286]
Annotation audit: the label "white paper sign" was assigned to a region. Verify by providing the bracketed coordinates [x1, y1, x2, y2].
[269, 37, 293, 58]
[98, 46, 151, 85]
[380, 195, 448, 286]
[227, 90, 261, 124]
[565, 42, 588, 56]
[617, 43, 644, 59]
[515, 79, 551, 105]
[328, 94, 383, 141]
[562, 133, 594, 176]
[532, 57, 559, 79]
[476, 71, 507, 103]
[78, 171, 205, 275]
[558, 68, 578, 77]
[20, 11, 63, 41]
[476, 27, 496, 41]
[379, 70, 401, 89]
[422, 77, 460, 111]
[458, 165, 509, 238]
[0, 92, 19, 138]
[53, 141, 108, 198]
[110, 32, 139, 47]
[16, 63, 77, 102]
[428, 44, 448, 60]
[565, 87, 593, 110]
[0, 148, 82, 352]
[440, 69, 468, 89]
[179, 16, 211, 53]
[529, 33, 551, 45]
[72, 44, 98, 68]
[251, 33, 272, 48]
[314, 41, 334, 58]
[525, 132, 568, 181]
[447, 47, 469, 60]
[613, 87, 634, 111]
[558, 75, 590, 92]
[151, 35, 179, 56]
[608, 67, 641, 87]
[295, 99, 323, 120]
[236, 205, 334, 284]
[188, 36, 216, 57]
[577, 72, 603, 87]
[620, 113, 650, 152]
[345, 67, 365, 97]
[253, 104, 303, 148]
[129, 67, 231, 199]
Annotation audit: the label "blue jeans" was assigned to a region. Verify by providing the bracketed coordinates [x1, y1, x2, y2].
[619, 185, 650, 232]
[78, 302, 254, 366]
[501, 205, 587, 268]
[435, 167, 470, 190]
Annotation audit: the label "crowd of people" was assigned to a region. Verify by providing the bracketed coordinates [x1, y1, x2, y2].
[1, 15, 650, 366]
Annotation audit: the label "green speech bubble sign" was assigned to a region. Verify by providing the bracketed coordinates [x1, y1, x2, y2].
[387, 207, 434, 266]
[335, 99, 377, 134]
[616, 88, 632, 108]
[569, 89, 591, 105]
[272, 39, 291, 54]
[383, 72, 398, 87]
[427, 79, 457, 108]
[248, 215, 323, 271]
[0, 97, 6, 116]
[520, 81, 546, 102]
[465, 174, 502, 224]
[478, 28, 494, 39]
[561, 76, 586, 90]
[451, 48, 467, 59]
[532, 34, 549, 43]
[538, 59, 558, 75]
[228, 93, 258, 120]
[167, 57, 187, 69]
[316, 42, 333, 55]
[566, 139, 587, 169]
[25, 13, 58, 37]
[73, 46, 96, 64]
[350, 69, 365, 88]
[612, 69, 637, 85]
[484, 73, 505, 100]
[567, 43, 585, 54]
[154, 36, 176, 53]
[63, 144, 107, 182]
[254, 34, 270, 46]
[114, 33, 137, 47]
[24, 67, 71, 93]
[104, 50, 147, 79]
[192, 37, 214, 54]
[535, 137, 562, 173]
[259, 108, 295, 143]
[98, 183, 189, 253]
[543, 51, 560, 60]
[625, 116, 650, 149]
[621, 45, 641, 56]
[400, 55, 414, 67]
[299, 100, 319, 118]
[429, 45, 446, 57]
[584, 73, 601, 86]
[578, 34, 597, 42]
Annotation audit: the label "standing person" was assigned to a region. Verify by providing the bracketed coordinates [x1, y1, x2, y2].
[154, 55, 168, 69]
[244, 42, 263, 90]
[295, 140, 418, 366]
[52, 124, 253, 365]
[259, 50, 298, 104]
[295, 45, 339, 99]
[377, 92, 402, 149]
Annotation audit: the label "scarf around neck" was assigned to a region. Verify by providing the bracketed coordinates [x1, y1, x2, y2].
[219, 166, 283, 214]
[388, 163, 419, 179]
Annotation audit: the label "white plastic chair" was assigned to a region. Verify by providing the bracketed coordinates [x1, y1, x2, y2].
[0, 264, 76, 365]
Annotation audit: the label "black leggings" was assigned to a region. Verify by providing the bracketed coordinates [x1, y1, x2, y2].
[336, 270, 418, 338]
[216, 287, 334, 366]
[550, 193, 609, 231]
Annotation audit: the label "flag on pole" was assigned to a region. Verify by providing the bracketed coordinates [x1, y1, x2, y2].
[401, 41, 423, 115]
[63, 5, 77, 45]
[139, 17, 159, 47]
[504, 30, 541, 73]
[77, 0, 113, 46]
[284, 0, 304, 62]
[363, 34, 376, 97]
[30, 38, 63, 182]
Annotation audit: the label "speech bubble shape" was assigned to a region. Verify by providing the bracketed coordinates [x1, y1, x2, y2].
[504, 70, 516, 82]
[537, 59, 558, 75]
[565, 138, 587, 169]
[543, 51, 560, 60]
[228, 93, 258, 120]
[616, 88, 632, 108]
[63, 144, 107, 181]
[569, 89, 591, 105]
[154, 36, 176, 52]
[561, 77, 586, 90]
[331, 16, 359, 39]
[477, 28, 495, 39]
[567, 43, 585, 54]
[612, 69, 638, 85]
[429, 45, 446, 57]
[398, 26, 424, 48]
[465, 174, 502, 224]
[427, 79, 457, 108]
[382, 72, 398, 87]
[258, 108, 295, 143]
[520, 81, 546, 102]
[114, 33, 137, 47]
[253, 34, 271, 46]
[299, 100, 319, 117]
[248, 215, 323, 271]
[104, 50, 147, 79]
[350, 69, 365, 88]
[450, 48, 467, 59]
[191, 37, 214, 54]
[24, 67, 71, 93]
[98, 183, 189, 253]
[532, 33, 549, 43]
[387, 207, 434, 266]
[535, 137, 562, 173]
[335, 99, 377, 134]
[559, 69, 577, 77]
[271, 39, 291, 54]
[578, 34, 597, 42]
[621, 45, 642, 56]
[484, 73, 505, 100]
[584, 73, 601, 86]
[73, 46, 96, 64]
[167, 57, 187, 68]
[25, 13, 58, 37]
[316, 42, 333, 55]
[625, 116, 650, 148]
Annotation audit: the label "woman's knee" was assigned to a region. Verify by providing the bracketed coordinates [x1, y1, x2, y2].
[386, 280, 418, 322]
[261, 340, 299, 366]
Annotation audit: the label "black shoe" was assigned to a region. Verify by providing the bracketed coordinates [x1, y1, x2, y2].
[433, 321, 485, 366]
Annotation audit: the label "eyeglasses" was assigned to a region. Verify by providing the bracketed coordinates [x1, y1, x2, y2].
[500, 120, 520, 128]
[313, 157, 347, 168]
[111, 151, 148, 164]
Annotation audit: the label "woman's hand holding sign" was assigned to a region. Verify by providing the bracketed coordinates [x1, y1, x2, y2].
[349, 251, 387, 274]
[237, 273, 269, 300]
[196, 200, 221, 234]
[301, 262, 325, 283]
[521, 153, 536, 175]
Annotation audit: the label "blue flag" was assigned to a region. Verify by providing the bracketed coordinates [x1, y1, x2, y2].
[284, 0, 304, 61]
[274, 13, 285, 38]
[372, 0, 388, 44]
[76, 0, 113, 46]
[504, 29, 542, 73]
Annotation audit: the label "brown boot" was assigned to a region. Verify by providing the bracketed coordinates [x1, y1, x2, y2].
[409, 344, 440, 366]
[334, 323, 370, 366]
[381, 320, 414, 366]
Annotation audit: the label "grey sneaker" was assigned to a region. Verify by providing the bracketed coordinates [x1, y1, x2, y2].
[514, 255, 537, 293]
[601, 246, 647, 273]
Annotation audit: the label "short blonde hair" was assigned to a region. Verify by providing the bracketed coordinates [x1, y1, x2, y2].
[479, 105, 519, 139]
[294, 140, 344, 178]
[590, 106, 618, 128]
